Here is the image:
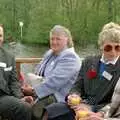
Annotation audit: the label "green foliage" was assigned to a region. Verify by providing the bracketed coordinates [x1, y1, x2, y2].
[0, 0, 120, 46]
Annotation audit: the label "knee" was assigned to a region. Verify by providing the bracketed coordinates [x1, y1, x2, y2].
[13, 101, 32, 120]
[0, 96, 32, 120]
[18, 102, 32, 114]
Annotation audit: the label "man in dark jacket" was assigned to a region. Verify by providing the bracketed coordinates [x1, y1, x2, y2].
[0, 25, 33, 120]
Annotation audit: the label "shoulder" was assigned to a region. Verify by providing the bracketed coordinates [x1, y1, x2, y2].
[80, 55, 101, 70]
[43, 49, 53, 58]
[83, 55, 101, 64]
[58, 48, 81, 67]
[60, 47, 80, 59]
[44, 48, 79, 58]
[1, 47, 14, 60]
[61, 47, 76, 55]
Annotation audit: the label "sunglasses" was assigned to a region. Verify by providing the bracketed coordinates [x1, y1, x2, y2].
[104, 44, 120, 52]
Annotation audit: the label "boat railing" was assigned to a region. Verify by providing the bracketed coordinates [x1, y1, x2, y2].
[15, 57, 42, 78]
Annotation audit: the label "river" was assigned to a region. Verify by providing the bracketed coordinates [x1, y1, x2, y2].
[5, 42, 98, 58]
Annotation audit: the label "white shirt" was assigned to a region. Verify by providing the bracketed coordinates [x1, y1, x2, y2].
[100, 55, 119, 65]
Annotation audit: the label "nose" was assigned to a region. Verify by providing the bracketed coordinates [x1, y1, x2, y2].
[51, 38, 57, 44]
[110, 48, 117, 57]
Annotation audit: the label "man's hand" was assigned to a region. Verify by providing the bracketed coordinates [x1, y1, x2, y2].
[21, 96, 34, 105]
[67, 94, 90, 112]
[81, 112, 104, 120]
[21, 84, 33, 96]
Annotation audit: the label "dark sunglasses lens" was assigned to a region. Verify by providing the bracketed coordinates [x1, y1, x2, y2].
[115, 45, 120, 52]
[104, 45, 112, 52]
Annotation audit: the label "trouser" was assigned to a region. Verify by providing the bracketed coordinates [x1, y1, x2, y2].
[32, 95, 57, 120]
[0, 95, 32, 120]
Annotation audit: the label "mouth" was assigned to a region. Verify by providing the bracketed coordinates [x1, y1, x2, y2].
[51, 45, 57, 48]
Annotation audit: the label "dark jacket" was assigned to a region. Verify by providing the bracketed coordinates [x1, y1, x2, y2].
[70, 55, 120, 109]
[0, 47, 23, 98]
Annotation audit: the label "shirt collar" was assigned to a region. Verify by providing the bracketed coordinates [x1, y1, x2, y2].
[100, 55, 119, 65]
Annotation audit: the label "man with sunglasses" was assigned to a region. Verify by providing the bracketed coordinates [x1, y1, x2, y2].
[42, 22, 120, 120]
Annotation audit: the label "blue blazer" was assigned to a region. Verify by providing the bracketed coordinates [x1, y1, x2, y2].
[33, 47, 81, 102]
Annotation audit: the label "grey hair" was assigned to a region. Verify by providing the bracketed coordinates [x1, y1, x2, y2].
[50, 25, 74, 48]
[98, 22, 120, 46]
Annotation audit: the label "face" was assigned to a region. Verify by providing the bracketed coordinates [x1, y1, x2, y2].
[101, 41, 120, 61]
[0, 26, 4, 47]
[50, 34, 68, 54]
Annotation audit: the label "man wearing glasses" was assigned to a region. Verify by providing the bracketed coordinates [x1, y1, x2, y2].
[42, 22, 120, 120]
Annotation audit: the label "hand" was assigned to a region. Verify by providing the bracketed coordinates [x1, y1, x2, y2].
[82, 112, 104, 120]
[21, 84, 33, 96]
[21, 96, 34, 105]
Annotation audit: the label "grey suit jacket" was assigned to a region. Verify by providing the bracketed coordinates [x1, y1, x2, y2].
[33, 47, 81, 102]
[0, 47, 23, 98]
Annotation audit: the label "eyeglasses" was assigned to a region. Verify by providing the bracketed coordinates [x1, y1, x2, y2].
[104, 44, 120, 52]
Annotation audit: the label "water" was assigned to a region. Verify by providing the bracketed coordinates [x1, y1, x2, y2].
[4, 42, 99, 79]
[4, 42, 98, 58]
[4, 42, 48, 57]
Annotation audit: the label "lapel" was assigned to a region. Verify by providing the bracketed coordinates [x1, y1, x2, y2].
[38, 50, 53, 76]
